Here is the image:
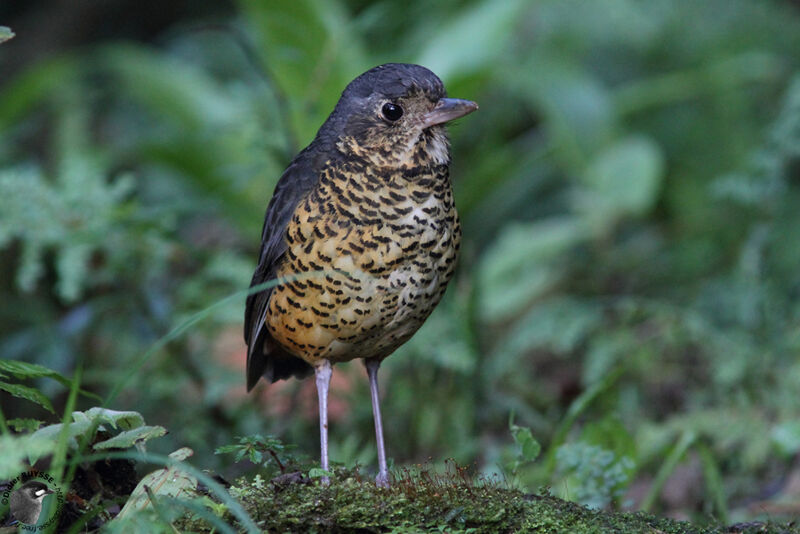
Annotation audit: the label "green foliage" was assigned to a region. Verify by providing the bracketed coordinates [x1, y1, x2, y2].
[26, 407, 166, 464]
[771, 420, 800, 457]
[0, 434, 57, 479]
[6, 418, 42, 432]
[116, 448, 197, 520]
[507, 420, 542, 476]
[239, 0, 368, 145]
[102, 448, 259, 533]
[0, 359, 100, 416]
[417, 0, 528, 80]
[575, 135, 664, 231]
[555, 442, 635, 509]
[215, 434, 299, 474]
[0, 161, 136, 301]
[477, 220, 585, 321]
[0, 379, 55, 414]
[3, 0, 800, 525]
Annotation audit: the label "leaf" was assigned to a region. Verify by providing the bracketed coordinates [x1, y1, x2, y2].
[0, 381, 54, 413]
[580, 415, 636, 462]
[0, 359, 68, 382]
[7, 418, 42, 432]
[27, 408, 149, 464]
[307, 467, 331, 479]
[168, 447, 194, 462]
[28, 419, 94, 463]
[0, 26, 14, 44]
[93, 425, 168, 450]
[511, 56, 616, 160]
[0, 160, 136, 302]
[555, 441, 635, 508]
[772, 420, 800, 457]
[477, 218, 587, 321]
[76, 407, 146, 430]
[0, 359, 102, 401]
[117, 448, 197, 519]
[574, 135, 664, 230]
[511, 424, 542, 463]
[490, 298, 602, 379]
[0, 435, 57, 479]
[97, 45, 239, 130]
[0, 56, 77, 132]
[417, 0, 528, 80]
[238, 0, 367, 143]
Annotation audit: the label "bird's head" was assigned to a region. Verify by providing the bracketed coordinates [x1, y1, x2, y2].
[19, 481, 54, 503]
[321, 63, 478, 169]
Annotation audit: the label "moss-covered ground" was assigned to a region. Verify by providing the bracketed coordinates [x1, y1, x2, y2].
[175, 466, 800, 533]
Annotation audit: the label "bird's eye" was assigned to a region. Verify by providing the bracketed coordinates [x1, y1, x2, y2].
[381, 102, 403, 122]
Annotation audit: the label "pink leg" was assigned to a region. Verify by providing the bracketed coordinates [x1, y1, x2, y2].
[365, 359, 390, 487]
[315, 360, 332, 484]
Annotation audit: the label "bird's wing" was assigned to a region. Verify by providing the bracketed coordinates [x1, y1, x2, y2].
[244, 153, 320, 389]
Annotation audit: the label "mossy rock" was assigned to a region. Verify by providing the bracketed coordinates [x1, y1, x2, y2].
[174, 467, 799, 533]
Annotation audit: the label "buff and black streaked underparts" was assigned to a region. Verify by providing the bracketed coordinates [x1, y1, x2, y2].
[266, 132, 461, 366]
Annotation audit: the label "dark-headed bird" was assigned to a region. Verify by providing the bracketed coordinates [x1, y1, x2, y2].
[245, 63, 477, 486]
[10, 480, 54, 525]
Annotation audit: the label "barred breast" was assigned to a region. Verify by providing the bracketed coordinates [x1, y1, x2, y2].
[266, 148, 460, 365]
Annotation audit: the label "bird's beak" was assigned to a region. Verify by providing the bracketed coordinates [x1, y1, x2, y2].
[421, 98, 478, 129]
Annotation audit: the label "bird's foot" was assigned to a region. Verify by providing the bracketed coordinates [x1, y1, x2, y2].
[375, 472, 390, 488]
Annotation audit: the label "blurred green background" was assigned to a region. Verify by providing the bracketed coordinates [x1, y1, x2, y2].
[2, 0, 800, 523]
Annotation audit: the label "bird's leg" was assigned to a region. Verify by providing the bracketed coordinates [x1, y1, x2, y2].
[365, 358, 390, 487]
[315, 359, 333, 484]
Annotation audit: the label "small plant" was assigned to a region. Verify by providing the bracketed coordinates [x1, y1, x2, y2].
[506, 415, 542, 477]
[555, 441, 635, 509]
[215, 434, 300, 475]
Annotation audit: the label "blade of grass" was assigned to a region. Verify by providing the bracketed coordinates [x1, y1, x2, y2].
[51, 362, 82, 486]
[544, 366, 625, 475]
[159, 495, 239, 534]
[144, 485, 181, 534]
[0, 406, 9, 436]
[641, 430, 697, 512]
[697, 441, 729, 525]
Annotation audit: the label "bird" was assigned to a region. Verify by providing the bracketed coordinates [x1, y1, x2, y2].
[244, 63, 477, 486]
[9, 480, 54, 525]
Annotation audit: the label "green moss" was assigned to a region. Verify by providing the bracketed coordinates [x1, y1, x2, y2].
[174, 465, 800, 533]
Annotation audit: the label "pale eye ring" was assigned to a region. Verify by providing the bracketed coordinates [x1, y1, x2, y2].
[381, 102, 404, 121]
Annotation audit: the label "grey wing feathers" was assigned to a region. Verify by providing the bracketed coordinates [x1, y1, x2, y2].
[244, 156, 320, 390]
